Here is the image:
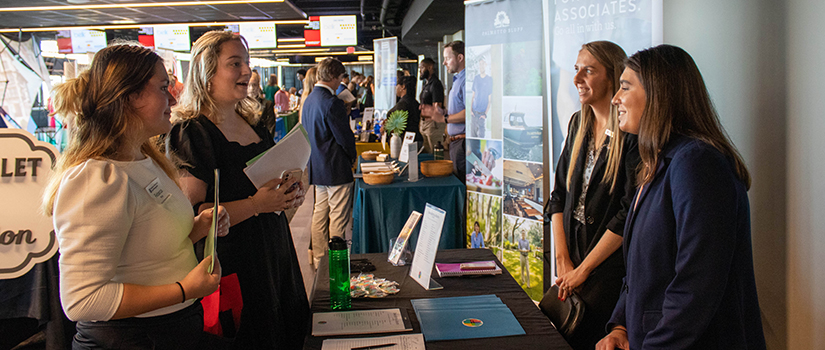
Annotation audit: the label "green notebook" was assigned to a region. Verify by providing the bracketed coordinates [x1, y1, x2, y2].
[204, 169, 219, 274]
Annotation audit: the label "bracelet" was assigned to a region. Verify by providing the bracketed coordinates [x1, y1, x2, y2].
[175, 281, 186, 303]
[248, 196, 259, 216]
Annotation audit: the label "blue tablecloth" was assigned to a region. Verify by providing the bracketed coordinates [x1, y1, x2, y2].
[351, 156, 466, 254]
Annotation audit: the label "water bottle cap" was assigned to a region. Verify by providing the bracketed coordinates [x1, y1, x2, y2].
[329, 236, 348, 250]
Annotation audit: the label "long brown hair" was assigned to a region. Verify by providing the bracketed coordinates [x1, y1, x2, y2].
[43, 44, 177, 215]
[566, 41, 627, 193]
[626, 44, 750, 189]
[172, 30, 259, 126]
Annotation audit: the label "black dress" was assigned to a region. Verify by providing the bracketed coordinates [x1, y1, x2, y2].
[167, 115, 310, 350]
[544, 111, 640, 350]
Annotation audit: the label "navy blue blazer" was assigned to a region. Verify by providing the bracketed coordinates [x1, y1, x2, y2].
[303, 85, 356, 186]
[608, 136, 765, 349]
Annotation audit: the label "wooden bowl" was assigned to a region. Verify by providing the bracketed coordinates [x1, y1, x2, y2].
[363, 171, 394, 185]
[361, 150, 380, 161]
[420, 160, 453, 177]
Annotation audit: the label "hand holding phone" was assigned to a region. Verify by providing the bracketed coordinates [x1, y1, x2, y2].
[279, 169, 302, 194]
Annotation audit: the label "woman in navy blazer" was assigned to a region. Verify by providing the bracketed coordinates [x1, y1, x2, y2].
[597, 45, 766, 350]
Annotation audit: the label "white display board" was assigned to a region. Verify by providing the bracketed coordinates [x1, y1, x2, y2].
[154, 25, 191, 52]
[70, 29, 107, 54]
[240, 22, 277, 49]
[0, 130, 59, 279]
[320, 15, 357, 46]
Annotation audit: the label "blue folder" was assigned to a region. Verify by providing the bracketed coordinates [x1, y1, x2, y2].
[415, 306, 525, 341]
[411, 295, 525, 341]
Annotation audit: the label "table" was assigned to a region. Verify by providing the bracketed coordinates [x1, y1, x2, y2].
[351, 156, 465, 254]
[279, 110, 299, 132]
[304, 249, 571, 350]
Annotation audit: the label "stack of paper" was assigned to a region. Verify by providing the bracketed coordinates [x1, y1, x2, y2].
[311, 308, 412, 337]
[243, 124, 311, 189]
[410, 295, 525, 341]
[360, 162, 395, 173]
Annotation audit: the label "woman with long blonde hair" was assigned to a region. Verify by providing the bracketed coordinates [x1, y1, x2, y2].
[166, 30, 309, 348]
[543, 40, 640, 349]
[43, 43, 227, 349]
[298, 66, 318, 123]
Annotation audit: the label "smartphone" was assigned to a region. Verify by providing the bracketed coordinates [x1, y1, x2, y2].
[280, 168, 302, 193]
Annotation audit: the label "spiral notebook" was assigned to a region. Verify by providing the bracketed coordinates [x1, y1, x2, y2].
[435, 261, 502, 277]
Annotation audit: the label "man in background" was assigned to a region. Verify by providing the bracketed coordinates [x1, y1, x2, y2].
[303, 58, 356, 268]
[470, 56, 493, 138]
[417, 57, 446, 154]
[296, 68, 307, 95]
[421, 41, 466, 181]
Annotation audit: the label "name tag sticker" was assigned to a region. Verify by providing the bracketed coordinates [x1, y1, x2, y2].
[145, 177, 172, 204]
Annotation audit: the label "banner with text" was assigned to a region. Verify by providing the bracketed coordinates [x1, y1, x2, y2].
[465, 0, 546, 301]
[373, 37, 398, 122]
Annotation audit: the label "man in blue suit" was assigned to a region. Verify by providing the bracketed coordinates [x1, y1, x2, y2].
[304, 58, 357, 268]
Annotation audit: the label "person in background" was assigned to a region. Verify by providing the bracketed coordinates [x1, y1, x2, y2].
[296, 68, 307, 96]
[596, 44, 765, 350]
[518, 231, 531, 288]
[359, 75, 375, 110]
[169, 71, 185, 101]
[263, 73, 278, 102]
[303, 58, 357, 269]
[44, 43, 227, 349]
[166, 31, 309, 349]
[387, 75, 422, 144]
[299, 67, 318, 124]
[288, 87, 299, 110]
[421, 41, 466, 181]
[274, 85, 290, 112]
[337, 73, 357, 111]
[470, 222, 485, 248]
[543, 41, 638, 350]
[248, 69, 262, 101]
[470, 56, 492, 138]
[418, 57, 446, 154]
[349, 71, 362, 95]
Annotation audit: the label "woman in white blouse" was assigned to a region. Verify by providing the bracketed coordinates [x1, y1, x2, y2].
[42, 43, 228, 349]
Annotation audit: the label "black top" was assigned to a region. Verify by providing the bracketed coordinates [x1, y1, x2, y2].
[543, 111, 640, 349]
[419, 77, 445, 105]
[167, 116, 310, 349]
[387, 94, 423, 144]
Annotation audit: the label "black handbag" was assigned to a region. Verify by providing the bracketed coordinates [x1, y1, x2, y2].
[538, 284, 586, 338]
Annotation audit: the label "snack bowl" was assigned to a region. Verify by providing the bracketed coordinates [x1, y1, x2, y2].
[362, 150, 381, 161]
[363, 171, 394, 185]
[420, 160, 453, 177]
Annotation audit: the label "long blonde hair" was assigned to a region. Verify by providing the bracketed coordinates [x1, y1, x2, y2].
[566, 41, 627, 193]
[172, 30, 259, 126]
[298, 67, 318, 123]
[42, 44, 178, 215]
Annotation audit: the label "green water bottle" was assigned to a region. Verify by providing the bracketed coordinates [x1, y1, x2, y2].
[328, 237, 351, 310]
[433, 141, 444, 160]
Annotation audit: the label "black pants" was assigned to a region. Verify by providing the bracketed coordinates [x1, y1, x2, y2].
[449, 138, 466, 183]
[73, 302, 203, 350]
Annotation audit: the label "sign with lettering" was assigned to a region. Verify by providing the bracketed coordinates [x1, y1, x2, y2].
[0, 129, 59, 279]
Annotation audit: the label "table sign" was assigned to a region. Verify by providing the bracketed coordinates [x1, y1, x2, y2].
[0, 130, 59, 279]
[398, 132, 416, 163]
[409, 203, 446, 290]
[407, 142, 419, 182]
[388, 211, 421, 266]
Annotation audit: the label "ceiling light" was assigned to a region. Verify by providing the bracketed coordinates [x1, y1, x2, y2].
[0, 0, 286, 12]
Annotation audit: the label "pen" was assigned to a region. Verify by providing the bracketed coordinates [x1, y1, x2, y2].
[350, 343, 396, 350]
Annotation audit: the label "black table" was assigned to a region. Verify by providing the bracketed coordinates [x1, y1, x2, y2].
[304, 249, 571, 350]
